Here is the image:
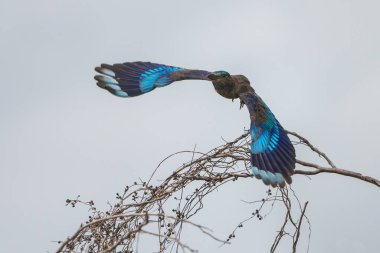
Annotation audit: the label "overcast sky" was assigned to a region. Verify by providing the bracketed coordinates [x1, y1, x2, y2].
[1, 0, 379, 252]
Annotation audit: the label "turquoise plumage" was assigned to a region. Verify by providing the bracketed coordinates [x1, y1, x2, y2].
[94, 62, 209, 97]
[240, 92, 295, 187]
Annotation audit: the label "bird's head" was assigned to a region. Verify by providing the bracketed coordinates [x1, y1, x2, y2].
[207, 70, 231, 80]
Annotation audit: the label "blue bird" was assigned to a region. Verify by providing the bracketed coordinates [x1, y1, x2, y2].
[95, 62, 295, 187]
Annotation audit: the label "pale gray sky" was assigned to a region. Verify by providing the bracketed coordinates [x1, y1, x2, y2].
[1, 0, 379, 252]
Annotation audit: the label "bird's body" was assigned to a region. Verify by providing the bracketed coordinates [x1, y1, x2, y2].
[211, 75, 254, 100]
[94, 61, 295, 188]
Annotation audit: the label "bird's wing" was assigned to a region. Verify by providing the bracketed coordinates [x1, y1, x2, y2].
[95, 61, 211, 97]
[239, 91, 295, 187]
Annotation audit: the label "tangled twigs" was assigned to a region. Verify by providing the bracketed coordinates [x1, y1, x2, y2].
[269, 188, 310, 253]
[55, 130, 379, 253]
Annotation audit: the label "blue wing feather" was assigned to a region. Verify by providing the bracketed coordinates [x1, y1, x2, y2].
[95, 61, 210, 98]
[240, 92, 295, 187]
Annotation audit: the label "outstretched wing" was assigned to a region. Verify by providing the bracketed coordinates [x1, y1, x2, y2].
[239, 91, 295, 187]
[94, 61, 211, 97]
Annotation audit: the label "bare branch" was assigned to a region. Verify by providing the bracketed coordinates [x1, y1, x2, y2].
[55, 130, 379, 253]
[286, 130, 336, 167]
[293, 201, 309, 253]
[295, 160, 380, 187]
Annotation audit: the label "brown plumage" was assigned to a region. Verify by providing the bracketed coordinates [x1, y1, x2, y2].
[208, 74, 254, 100]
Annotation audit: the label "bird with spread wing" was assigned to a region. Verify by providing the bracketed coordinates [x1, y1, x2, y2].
[94, 62, 295, 188]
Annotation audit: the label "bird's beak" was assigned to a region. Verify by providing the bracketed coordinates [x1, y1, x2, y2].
[207, 73, 218, 81]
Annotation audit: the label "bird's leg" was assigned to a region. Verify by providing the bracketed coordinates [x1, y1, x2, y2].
[240, 99, 245, 109]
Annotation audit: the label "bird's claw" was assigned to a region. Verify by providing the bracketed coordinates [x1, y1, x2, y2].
[240, 100, 245, 109]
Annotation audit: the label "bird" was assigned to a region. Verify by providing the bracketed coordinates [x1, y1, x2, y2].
[94, 61, 295, 188]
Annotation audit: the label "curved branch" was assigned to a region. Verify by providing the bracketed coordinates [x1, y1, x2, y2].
[287, 130, 380, 187]
[286, 130, 336, 168]
[295, 160, 380, 187]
